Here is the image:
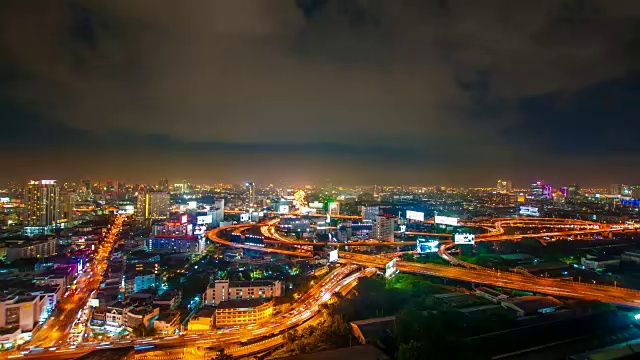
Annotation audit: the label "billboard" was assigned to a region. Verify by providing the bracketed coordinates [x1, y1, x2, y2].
[416, 239, 439, 253]
[278, 205, 290, 214]
[193, 225, 207, 235]
[519, 206, 539, 217]
[406, 210, 425, 222]
[187, 201, 197, 209]
[399, 225, 407, 233]
[309, 201, 324, 209]
[434, 216, 459, 226]
[180, 214, 188, 224]
[329, 250, 338, 263]
[197, 215, 213, 225]
[385, 258, 398, 278]
[240, 213, 251, 222]
[454, 234, 475, 245]
[89, 298, 100, 307]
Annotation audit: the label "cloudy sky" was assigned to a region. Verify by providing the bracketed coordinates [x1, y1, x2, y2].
[1, 0, 638, 187]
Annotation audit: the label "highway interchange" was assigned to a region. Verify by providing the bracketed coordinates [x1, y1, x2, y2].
[10, 213, 640, 359]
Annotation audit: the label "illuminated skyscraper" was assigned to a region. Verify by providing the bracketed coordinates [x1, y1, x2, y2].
[25, 180, 61, 228]
[159, 178, 169, 192]
[496, 180, 512, 194]
[530, 181, 544, 197]
[374, 215, 395, 242]
[136, 191, 170, 219]
[246, 182, 255, 206]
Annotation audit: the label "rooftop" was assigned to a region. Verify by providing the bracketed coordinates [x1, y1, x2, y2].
[216, 298, 271, 310]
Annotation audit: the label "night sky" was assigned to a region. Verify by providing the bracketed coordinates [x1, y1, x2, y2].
[1, 0, 639, 187]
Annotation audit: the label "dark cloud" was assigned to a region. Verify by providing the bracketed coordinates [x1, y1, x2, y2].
[1, 0, 639, 186]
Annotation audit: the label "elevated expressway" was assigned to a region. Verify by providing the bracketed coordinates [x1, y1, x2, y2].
[207, 217, 640, 308]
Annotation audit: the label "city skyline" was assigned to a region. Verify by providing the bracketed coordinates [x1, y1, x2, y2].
[1, 1, 639, 185]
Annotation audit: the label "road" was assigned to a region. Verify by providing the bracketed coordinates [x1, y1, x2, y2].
[15, 264, 375, 359]
[28, 215, 125, 349]
[212, 219, 640, 308]
[340, 252, 640, 307]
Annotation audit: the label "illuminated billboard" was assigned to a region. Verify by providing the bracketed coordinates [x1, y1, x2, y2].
[89, 298, 100, 307]
[187, 201, 197, 209]
[193, 225, 207, 235]
[434, 216, 458, 226]
[329, 250, 338, 263]
[416, 239, 439, 253]
[399, 225, 407, 233]
[406, 210, 425, 222]
[180, 214, 188, 224]
[520, 206, 539, 216]
[454, 234, 475, 245]
[240, 213, 251, 222]
[279, 205, 290, 214]
[197, 215, 213, 225]
[309, 201, 324, 209]
[385, 258, 398, 278]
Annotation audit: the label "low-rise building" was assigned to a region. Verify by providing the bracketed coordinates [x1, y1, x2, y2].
[0, 294, 47, 332]
[204, 279, 283, 306]
[475, 287, 508, 303]
[154, 309, 181, 336]
[501, 296, 563, 318]
[581, 255, 620, 270]
[123, 271, 156, 294]
[154, 290, 181, 309]
[621, 252, 640, 264]
[214, 298, 273, 328]
[146, 235, 203, 254]
[188, 308, 215, 332]
[1, 238, 57, 262]
[125, 306, 159, 329]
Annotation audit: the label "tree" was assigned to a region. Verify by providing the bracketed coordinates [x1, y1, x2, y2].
[131, 323, 156, 338]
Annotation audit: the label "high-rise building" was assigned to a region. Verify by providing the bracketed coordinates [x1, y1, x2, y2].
[374, 215, 395, 242]
[158, 178, 169, 192]
[360, 206, 380, 221]
[632, 185, 640, 200]
[208, 198, 225, 227]
[136, 192, 170, 219]
[611, 184, 631, 196]
[496, 180, 512, 194]
[543, 184, 552, 199]
[61, 191, 77, 224]
[567, 184, 580, 198]
[246, 182, 255, 206]
[530, 181, 544, 197]
[25, 180, 61, 228]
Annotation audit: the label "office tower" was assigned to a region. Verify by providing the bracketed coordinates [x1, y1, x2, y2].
[374, 215, 395, 242]
[530, 181, 544, 197]
[61, 191, 77, 224]
[496, 180, 512, 194]
[81, 179, 91, 192]
[208, 198, 225, 227]
[610, 184, 621, 196]
[159, 178, 169, 192]
[136, 191, 170, 219]
[25, 180, 61, 228]
[246, 182, 255, 206]
[632, 185, 640, 200]
[567, 184, 580, 198]
[360, 206, 380, 221]
[611, 184, 632, 196]
[181, 180, 192, 194]
[560, 187, 568, 197]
